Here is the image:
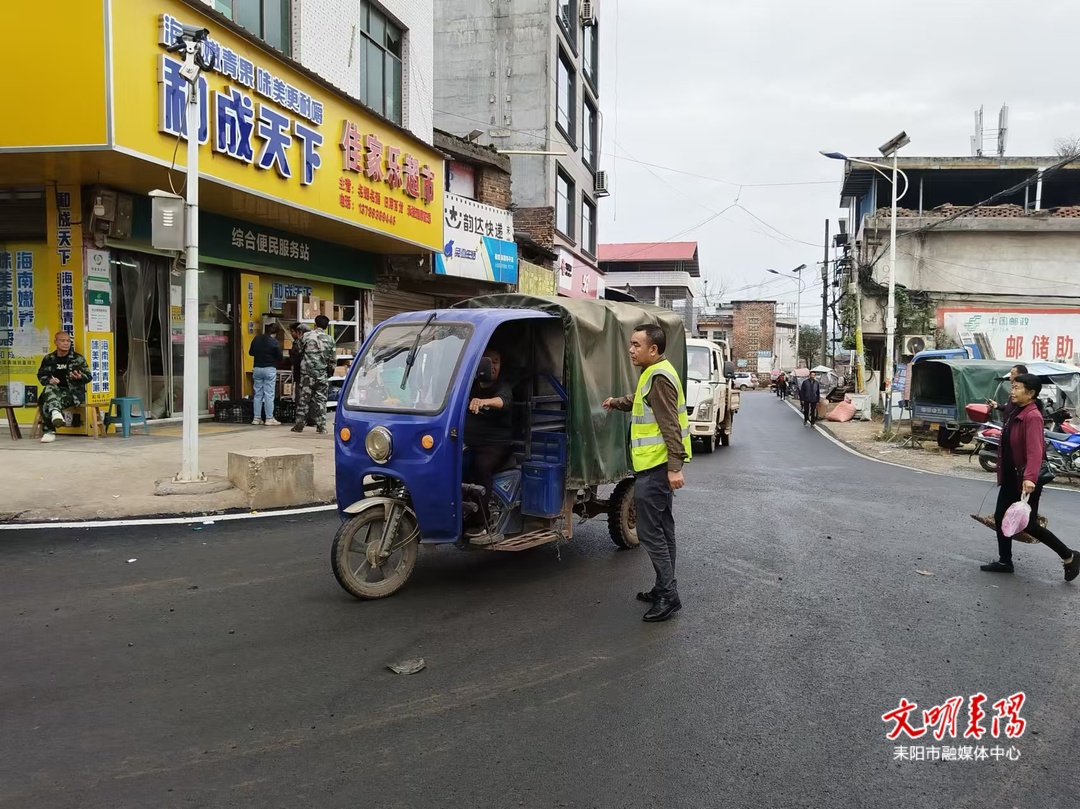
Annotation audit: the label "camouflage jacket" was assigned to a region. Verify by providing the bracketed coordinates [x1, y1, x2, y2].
[300, 329, 336, 376]
[37, 350, 92, 404]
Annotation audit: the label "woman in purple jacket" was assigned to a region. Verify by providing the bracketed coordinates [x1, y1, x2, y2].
[982, 373, 1079, 580]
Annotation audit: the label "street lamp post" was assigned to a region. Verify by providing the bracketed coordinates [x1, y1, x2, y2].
[767, 263, 807, 368]
[167, 27, 215, 483]
[820, 134, 910, 428]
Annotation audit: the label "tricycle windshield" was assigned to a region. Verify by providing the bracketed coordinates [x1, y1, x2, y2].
[345, 321, 473, 414]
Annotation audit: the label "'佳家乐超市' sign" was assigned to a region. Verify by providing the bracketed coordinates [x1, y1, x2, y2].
[108, 0, 442, 251]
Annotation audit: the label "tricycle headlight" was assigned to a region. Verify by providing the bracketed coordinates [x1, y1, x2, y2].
[365, 426, 393, 463]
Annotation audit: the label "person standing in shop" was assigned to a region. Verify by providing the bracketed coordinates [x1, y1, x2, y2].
[249, 323, 284, 425]
[292, 315, 336, 434]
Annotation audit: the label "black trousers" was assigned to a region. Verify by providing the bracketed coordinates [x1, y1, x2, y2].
[635, 465, 678, 599]
[994, 478, 1072, 564]
[467, 444, 512, 524]
[802, 400, 817, 424]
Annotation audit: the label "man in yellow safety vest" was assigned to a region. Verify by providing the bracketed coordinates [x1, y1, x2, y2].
[603, 323, 692, 622]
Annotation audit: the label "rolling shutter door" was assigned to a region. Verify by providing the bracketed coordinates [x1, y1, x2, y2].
[372, 290, 438, 325]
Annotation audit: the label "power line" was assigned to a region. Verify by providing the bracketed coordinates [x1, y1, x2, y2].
[433, 108, 844, 190]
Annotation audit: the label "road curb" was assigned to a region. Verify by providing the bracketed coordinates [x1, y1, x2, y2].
[0, 501, 339, 531]
[782, 396, 1080, 495]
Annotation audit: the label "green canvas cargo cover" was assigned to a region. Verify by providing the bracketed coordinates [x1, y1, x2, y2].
[458, 294, 688, 487]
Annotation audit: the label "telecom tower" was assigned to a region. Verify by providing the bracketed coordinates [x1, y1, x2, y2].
[971, 105, 1009, 157]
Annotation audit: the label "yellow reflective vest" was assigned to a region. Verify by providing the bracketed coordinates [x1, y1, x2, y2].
[630, 359, 692, 472]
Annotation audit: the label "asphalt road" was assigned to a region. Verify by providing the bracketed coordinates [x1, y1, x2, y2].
[3, 392, 1079, 809]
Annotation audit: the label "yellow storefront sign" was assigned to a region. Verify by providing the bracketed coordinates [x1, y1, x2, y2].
[1, 0, 443, 252]
[111, 0, 442, 251]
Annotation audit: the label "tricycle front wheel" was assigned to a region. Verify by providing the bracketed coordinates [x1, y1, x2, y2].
[608, 477, 639, 549]
[332, 505, 419, 600]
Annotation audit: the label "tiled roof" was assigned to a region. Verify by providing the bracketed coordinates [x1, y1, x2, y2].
[598, 242, 698, 262]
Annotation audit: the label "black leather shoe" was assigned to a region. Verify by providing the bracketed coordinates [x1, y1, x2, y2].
[636, 589, 658, 603]
[643, 595, 682, 622]
[980, 560, 1014, 573]
[1064, 553, 1079, 582]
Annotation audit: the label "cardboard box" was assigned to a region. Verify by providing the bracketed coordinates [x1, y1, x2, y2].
[332, 365, 348, 378]
[334, 305, 347, 321]
[322, 300, 335, 319]
[280, 301, 299, 320]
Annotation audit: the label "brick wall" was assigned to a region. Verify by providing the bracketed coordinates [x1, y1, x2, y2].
[514, 207, 555, 249]
[731, 301, 777, 378]
[478, 169, 511, 211]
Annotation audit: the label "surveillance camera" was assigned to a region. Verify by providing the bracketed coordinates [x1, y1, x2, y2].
[181, 24, 210, 40]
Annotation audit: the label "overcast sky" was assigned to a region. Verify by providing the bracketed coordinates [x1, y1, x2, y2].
[597, 0, 1080, 322]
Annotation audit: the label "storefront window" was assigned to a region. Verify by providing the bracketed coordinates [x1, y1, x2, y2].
[170, 266, 234, 416]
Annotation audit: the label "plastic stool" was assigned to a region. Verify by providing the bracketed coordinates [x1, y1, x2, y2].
[105, 397, 150, 438]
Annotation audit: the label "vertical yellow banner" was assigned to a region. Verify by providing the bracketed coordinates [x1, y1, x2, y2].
[240, 272, 259, 396]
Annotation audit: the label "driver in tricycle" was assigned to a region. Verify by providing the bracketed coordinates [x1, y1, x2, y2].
[463, 346, 514, 538]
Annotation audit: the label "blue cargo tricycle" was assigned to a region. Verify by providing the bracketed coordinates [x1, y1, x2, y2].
[330, 294, 688, 599]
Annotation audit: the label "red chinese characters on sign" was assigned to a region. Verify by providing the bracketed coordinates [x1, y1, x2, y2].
[364, 134, 384, 182]
[1058, 335, 1075, 360]
[403, 154, 421, 198]
[883, 693, 1026, 741]
[341, 122, 363, 173]
[1032, 335, 1050, 361]
[386, 146, 402, 191]
[1005, 335, 1025, 360]
[339, 118, 436, 210]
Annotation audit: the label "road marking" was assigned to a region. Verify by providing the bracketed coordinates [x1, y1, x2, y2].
[782, 398, 1079, 495]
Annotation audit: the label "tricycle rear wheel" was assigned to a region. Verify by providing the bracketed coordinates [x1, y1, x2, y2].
[608, 477, 639, 549]
[331, 505, 419, 600]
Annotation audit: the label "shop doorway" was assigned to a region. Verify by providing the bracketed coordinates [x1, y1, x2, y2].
[114, 251, 172, 417]
[115, 253, 235, 418]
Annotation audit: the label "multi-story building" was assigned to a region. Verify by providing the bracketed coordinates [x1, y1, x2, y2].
[598, 242, 699, 329]
[433, 0, 606, 300]
[833, 155, 1080, 381]
[199, 0, 434, 142]
[1, 0, 447, 432]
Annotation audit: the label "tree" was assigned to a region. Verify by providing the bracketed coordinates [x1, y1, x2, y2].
[791, 325, 823, 368]
[1054, 136, 1080, 158]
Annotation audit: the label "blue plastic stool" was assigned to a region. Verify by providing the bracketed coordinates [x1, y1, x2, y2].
[105, 397, 150, 438]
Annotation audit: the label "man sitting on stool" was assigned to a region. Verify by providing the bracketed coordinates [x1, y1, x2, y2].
[36, 331, 91, 444]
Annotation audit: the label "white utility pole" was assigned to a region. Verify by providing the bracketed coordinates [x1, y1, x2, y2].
[171, 28, 214, 483]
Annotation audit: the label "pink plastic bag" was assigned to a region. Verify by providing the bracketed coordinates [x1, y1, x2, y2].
[1001, 494, 1031, 538]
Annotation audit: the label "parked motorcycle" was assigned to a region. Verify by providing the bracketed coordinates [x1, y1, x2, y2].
[973, 422, 1003, 473]
[1045, 429, 1080, 479]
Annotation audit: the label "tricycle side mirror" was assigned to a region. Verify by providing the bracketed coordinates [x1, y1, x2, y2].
[723, 361, 735, 379]
[477, 356, 494, 385]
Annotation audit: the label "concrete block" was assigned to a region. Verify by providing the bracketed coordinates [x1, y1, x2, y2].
[227, 447, 314, 509]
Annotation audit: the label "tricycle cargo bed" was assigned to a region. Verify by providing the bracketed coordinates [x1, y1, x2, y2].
[457, 294, 688, 488]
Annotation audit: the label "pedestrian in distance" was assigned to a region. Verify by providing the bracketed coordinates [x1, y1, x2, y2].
[981, 373, 1079, 580]
[292, 315, 336, 434]
[800, 371, 821, 426]
[776, 372, 787, 400]
[35, 331, 91, 444]
[603, 324, 692, 623]
[250, 323, 284, 425]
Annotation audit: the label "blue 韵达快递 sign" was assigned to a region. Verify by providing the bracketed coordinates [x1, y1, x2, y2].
[435, 193, 517, 284]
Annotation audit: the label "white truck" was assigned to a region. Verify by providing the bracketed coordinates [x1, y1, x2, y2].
[685, 337, 739, 453]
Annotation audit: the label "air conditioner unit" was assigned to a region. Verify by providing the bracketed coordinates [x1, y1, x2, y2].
[594, 170, 610, 197]
[904, 334, 935, 355]
[581, 1, 595, 26]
